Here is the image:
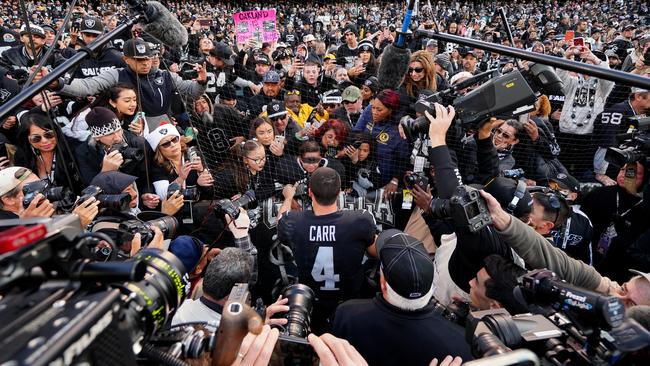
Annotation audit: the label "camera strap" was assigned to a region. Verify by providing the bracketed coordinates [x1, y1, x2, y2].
[507, 179, 527, 214]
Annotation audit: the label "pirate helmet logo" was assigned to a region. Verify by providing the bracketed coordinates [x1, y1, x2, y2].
[84, 19, 96, 28]
[273, 104, 279, 112]
[0, 89, 11, 102]
[159, 129, 167, 135]
[154, 76, 164, 85]
[136, 44, 146, 54]
[557, 173, 567, 179]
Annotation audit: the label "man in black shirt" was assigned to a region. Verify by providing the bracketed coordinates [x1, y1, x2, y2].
[277, 167, 377, 333]
[331, 229, 473, 366]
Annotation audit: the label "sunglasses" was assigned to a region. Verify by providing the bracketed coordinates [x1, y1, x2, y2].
[408, 67, 424, 74]
[342, 100, 357, 105]
[301, 157, 322, 164]
[287, 90, 301, 95]
[494, 127, 513, 140]
[159, 135, 180, 148]
[28, 130, 56, 143]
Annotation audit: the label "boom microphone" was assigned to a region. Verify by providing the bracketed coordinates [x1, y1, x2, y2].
[376, 0, 416, 90]
[127, 0, 189, 49]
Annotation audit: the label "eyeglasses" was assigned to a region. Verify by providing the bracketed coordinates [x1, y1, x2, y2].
[246, 156, 266, 164]
[287, 90, 301, 95]
[408, 67, 425, 74]
[494, 127, 514, 140]
[159, 136, 180, 148]
[301, 157, 322, 164]
[28, 130, 56, 143]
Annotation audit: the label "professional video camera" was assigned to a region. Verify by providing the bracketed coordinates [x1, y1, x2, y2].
[429, 185, 493, 233]
[22, 179, 76, 210]
[605, 116, 650, 168]
[108, 142, 145, 161]
[431, 299, 471, 327]
[77, 185, 132, 211]
[465, 269, 635, 365]
[167, 182, 200, 202]
[214, 190, 256, 219]
[0, 215, 190, 365]
[400, 64, 563, 140]
[119, 215, 179, 245]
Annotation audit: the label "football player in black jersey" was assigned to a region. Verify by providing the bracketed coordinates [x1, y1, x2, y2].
[277, 167, 377, 334]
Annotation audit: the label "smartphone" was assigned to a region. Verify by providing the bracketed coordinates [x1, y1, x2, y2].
[198, 18, 211, 27]
[564, 30, 575, 42]
[275, 135, 285, 144]
[573, 37, 584, 47]
[274, 334, 319, 366]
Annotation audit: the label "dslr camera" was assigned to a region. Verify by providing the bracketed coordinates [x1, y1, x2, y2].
[214, 190, 256, 219]
[109, 142, 144, 161]
[22, 180, 76, 210]
[429, 185, 492, 233]
[167, 182, 200, 202]
[404, 172, 429, 191]
[77, 185, 132, 212]
[119, 216, 179, 245]
[605, 116, 649, 168]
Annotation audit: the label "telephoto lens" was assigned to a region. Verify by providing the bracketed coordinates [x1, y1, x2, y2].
[283, 284, 315, 338]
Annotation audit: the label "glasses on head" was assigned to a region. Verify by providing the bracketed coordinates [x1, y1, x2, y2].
[159, 135, 180, 149]
[408, 67, 425, 74]
[287, 90, 301, 95]
[28, 130, 56, 143]
[494, 127, 514, 140]
[246, 156, 266, 165]
[301, 157, 322, 164]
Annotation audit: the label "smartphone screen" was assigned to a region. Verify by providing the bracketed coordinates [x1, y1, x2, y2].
[573, 37, 584, 47]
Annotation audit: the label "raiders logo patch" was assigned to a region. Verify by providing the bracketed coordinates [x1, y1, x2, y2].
[154, 76, 164, 85]
[3, 34, 15, 43]
[0, 88, 11, 102]
[84, 19, 96, 28]
[159, 129, 167, 135]
[557, 173, 567, 179]
[136, 44, 146, 54]
[272, 104, 279, 112]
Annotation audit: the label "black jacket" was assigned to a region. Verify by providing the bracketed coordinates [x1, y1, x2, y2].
[67, 45, 126, 79]
[0, 45, 65, 73]
[331, 294, 473, 366]
[74, 131, 148, 186]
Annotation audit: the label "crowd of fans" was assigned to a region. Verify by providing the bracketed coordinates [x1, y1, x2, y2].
[0, 0, 649, 364]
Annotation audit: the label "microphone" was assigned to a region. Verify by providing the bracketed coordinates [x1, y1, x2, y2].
[127, 0, 189, 49]
[376, 0, 415, 90]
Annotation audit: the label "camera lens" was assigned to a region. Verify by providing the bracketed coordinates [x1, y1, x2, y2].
[146, 216, 179, 240]
[283, 284, 315, 338]
[430, 198, 451, 218]
[120, 248, 189, 333]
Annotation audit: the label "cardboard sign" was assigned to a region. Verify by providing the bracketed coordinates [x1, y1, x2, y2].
[233, 9, 278, 45]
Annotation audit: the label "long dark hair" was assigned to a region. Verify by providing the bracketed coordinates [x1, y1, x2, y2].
[230, 140, 264, 193]
[97, 83, 137, 120]
[15, 112, 66, 172]
[249, 117, 276, 142]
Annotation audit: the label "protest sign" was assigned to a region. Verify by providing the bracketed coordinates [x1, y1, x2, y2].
[233, 9, 278, 45]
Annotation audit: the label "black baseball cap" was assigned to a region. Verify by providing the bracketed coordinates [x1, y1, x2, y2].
[90, 171, 137, 194]
[123, 38, 153, 59]
[546, 172, 580, 193]
[209, 42, 235, 66]
[254, 53, 271, 65]
[376, 229, 434, 300]
[80, 16, 104, 35]
[266, 100, 287, 119]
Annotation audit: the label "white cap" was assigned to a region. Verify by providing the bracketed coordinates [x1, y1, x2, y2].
[0, 167, 33, 196]
[146, 123, 181, 151]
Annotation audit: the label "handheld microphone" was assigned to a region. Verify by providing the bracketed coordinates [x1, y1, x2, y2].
[127, 0, 189, 49]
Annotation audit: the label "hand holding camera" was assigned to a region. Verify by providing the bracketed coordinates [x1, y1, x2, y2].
[227, 207, 250, 239]
[72, 196, 100, 228]
[141, 193, 161, 209]
[20, 193, 55, 219]
[102, 150, 124, 172]
[161, 190, 184, 216]
[426, 103, 456, 147]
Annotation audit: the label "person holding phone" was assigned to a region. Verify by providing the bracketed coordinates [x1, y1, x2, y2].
[145, 123, 213, 210]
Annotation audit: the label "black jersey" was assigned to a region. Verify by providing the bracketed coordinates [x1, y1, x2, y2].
[593, 101, 637, 149]
[277, 209, 375, 303]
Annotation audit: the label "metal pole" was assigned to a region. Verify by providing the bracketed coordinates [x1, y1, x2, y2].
[416, 29, 650, 90]
[0, 18, 139, 120]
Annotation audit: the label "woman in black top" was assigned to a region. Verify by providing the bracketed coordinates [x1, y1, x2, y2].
[145, 123, 214, 210]
[212, 139, 274, 201]
[13, 112, 83, 194]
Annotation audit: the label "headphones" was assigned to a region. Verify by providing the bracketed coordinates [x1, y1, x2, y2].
[507, 179, 528, 214]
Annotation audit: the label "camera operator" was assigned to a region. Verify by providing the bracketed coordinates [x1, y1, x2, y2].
[277, 167, 377, 334]
[172, 247, 254, 326]
[0, 166, 98, 227]
[423, 104, 534, 306]
[480, 189, 650, 309]
[73, 107, 148, 186]
[581, 161, 648, 282]
[331, 229, 473, 366]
